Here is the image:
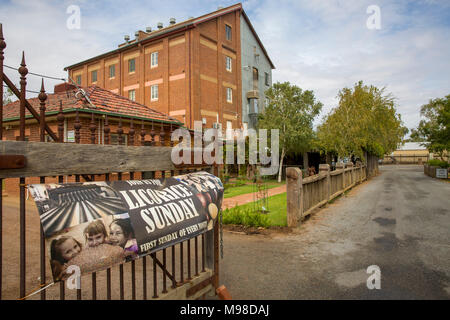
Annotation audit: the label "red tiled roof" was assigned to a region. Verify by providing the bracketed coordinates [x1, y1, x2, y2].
[2, 85, 182, 125]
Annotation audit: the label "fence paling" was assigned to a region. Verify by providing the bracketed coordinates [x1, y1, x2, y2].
[287, 164, 370, 227]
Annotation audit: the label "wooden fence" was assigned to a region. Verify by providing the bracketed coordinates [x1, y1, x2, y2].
[287, 163, 367, 227]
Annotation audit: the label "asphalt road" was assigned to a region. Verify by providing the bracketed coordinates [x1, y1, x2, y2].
[219, 165, 450, 299]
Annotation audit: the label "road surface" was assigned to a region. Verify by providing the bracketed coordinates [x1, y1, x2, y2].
[219, 165, 450, 299]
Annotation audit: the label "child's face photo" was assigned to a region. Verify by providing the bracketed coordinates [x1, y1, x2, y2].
[60, 239, 81, 262]
[86, 233, 105, 247]
[109, 224, 127, 248]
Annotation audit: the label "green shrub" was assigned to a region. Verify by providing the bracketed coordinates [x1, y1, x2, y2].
[223, 180, 247, 189]
[222, 207, 270, 228]
[427, 159, 449, 168]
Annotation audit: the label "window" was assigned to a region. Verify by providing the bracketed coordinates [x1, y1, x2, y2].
[129, 58, 135, 73]
[109, 65, 115, 79]
[76, 75, 81, 85]
[225, 25, 232, 41]
[226, 56, 232, 72]
[151, 85, 159, 101]
[253, 99, 259, 113]
[91, 70, 97, 83]
[226, 88, 232, 103]
[151, 52, 158, 68]
[265, 72, 270, 86]
[226, 121, 233, 140]
[128, 89, 136, 101]
[253, 67, 258, 90]
[110, 133, 127, 146]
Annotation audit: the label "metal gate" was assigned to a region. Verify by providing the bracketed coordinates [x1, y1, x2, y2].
[0, 23, 219, 300]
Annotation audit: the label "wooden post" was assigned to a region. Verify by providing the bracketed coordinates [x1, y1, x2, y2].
[336, 163, 345, 191]
[319, 164, 330, 201]
[286, 167, 303, 227]
[347, 162, 354, 186]
[360, 163, 363, 183]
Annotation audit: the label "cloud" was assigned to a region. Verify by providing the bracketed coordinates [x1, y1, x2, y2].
[1, 0, 449, 132]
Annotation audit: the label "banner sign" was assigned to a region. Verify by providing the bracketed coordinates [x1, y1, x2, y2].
[28, 171, 223, 282]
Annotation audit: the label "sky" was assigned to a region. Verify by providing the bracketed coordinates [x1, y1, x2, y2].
[1, 0, 449, 133]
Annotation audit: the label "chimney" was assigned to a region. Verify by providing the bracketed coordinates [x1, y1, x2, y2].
[134, 31, 140, 38]
[146, 26, 152, 33]
[124, 35, 130, 43]
[169, 18, 176, 25]
[157, 22, 163, 29]
[218, 6, 223, 10]
[54, 82, 77, 94]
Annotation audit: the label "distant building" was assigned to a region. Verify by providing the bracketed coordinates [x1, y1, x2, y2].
[382, 142, 448, 164]
[64, 3, 275, 131]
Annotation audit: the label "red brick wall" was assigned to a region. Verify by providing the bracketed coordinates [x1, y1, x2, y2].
[68, 9, 243, 130]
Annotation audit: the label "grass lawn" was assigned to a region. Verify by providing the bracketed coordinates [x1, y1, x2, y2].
[224, 192, 287, 227]
[223, 179, 285, 198]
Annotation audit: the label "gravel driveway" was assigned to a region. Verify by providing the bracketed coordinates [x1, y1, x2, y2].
[219, 165, 450, 299]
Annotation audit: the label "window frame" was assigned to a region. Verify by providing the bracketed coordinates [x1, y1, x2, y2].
[128, 89, 136, 101]
[109, 65, 116, 79]
[128, 58, 136, 73]
[226, 87, 233, 103]
[225, 24, 232, 41]
[226, 56, 232, 72]
[91, 70, 98, 83]
[76, 75, 81, 85]
[151, 52, 158, 68]
[151, 84, 159, 101]
[110, 133, 128, 146]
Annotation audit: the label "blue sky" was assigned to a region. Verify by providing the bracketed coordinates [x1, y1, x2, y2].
[1, 0, 449, 132]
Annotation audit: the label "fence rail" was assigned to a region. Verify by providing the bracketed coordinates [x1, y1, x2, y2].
[287, 162, 369, 227]
[0, 141, 219, 300]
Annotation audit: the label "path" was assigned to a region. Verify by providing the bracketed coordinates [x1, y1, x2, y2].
[219, 165, 450, 299]
[223, 184, 286, 209]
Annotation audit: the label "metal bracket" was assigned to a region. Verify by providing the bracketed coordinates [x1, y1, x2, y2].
[0, 155, 26, 169]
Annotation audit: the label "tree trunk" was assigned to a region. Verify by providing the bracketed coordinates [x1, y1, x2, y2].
[303, 152, 309, 170]
[278, 147, 285, 183]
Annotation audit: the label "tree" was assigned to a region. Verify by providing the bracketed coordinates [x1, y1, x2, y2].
[258, 82, 322, 182]
[410, 94, 450, 160]
[317, 81, 406, 161]
[2, 87, 14, 105]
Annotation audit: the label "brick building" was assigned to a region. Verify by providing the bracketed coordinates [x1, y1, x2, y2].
[1, 83, 183, 193]
[64, 3, 275, 131]
[2, 83, 182, 145]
